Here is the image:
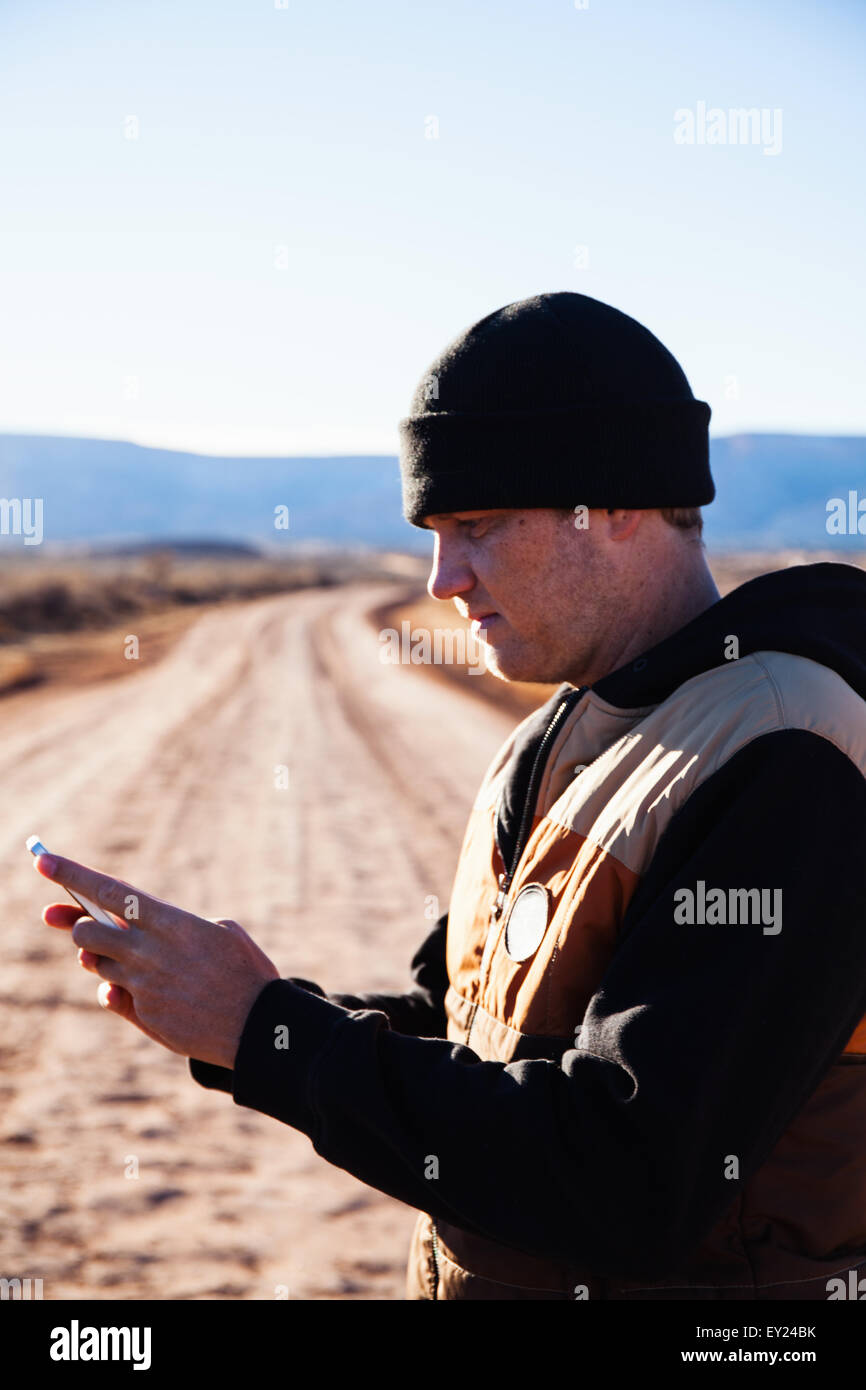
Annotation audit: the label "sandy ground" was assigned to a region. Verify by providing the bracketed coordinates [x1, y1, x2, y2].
[0, 582, 515, 1301]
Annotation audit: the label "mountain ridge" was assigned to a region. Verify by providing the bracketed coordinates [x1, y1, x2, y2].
[1, 431, 864, 552]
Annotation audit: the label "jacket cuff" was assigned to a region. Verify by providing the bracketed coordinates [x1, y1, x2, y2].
[189, 1057, 234, 1092]
[190, 978, 354, 1136]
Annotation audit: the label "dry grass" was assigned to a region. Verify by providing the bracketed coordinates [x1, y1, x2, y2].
[0, 549, 395, 640]
[0, 547, 428, 695]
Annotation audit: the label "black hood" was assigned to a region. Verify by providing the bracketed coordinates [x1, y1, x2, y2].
[495, 561, 866, 873]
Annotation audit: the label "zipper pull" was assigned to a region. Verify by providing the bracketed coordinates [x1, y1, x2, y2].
[490, 872, 510, 921]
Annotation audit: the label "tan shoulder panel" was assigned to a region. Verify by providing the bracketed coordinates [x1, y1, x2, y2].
[547, 653, 866, 878]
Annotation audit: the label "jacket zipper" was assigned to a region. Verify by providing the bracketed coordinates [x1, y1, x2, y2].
[465, 686, 586, 1049]
[431, 1218, 440, 1299]
[440, 687, 587, 1298]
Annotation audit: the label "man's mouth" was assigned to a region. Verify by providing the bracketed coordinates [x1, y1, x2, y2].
[470, 613, 500, 635]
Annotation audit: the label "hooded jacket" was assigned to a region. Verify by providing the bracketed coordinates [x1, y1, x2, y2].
[190, 561, 866, 1300]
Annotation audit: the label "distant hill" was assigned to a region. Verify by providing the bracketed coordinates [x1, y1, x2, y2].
[701, 434, 866, 549]
[0, 432, 863, 552]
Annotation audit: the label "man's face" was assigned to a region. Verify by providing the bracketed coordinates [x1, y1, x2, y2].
[420, 507, 621, 686]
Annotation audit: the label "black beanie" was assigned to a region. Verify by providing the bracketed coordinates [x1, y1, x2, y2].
[398, 291, 714, 527]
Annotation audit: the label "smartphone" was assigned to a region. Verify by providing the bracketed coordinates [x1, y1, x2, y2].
[26, 835, 119, 928]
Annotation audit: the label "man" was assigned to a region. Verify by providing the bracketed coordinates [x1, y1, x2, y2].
[37, 292, 866, 1300]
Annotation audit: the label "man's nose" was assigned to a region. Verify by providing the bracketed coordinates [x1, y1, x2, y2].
[426, 536, 475, 602]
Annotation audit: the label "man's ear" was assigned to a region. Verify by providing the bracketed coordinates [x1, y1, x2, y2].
[605, 510, 643, 541]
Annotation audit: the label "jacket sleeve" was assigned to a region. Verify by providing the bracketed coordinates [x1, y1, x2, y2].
[189, 729, 866, 1278]
[188, 911, 449, 1093]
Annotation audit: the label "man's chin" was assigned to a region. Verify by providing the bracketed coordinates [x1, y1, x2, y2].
[478, 636, 577, 686]
[480, 643, 547, 685]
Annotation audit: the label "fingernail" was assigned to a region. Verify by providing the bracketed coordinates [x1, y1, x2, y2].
[37, 854, 58, 874]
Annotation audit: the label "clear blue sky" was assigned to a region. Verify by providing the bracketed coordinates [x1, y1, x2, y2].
[1, 0, 863, 455]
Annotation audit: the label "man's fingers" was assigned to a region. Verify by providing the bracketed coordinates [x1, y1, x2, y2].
[43, 903, 88, 929]
[71, 916, 138, 963]
[96, 982, 186, 1054]
[42, 907, 116, 973]
[97, 979, 134, 1011]
[33, 853, 168, 928]
[97, 980, 120, 1010]
[66, 925, 131, 986]
[86, 950, 131, 989]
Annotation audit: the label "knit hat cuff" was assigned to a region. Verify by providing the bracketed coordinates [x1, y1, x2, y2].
[399, 399, 713, 526]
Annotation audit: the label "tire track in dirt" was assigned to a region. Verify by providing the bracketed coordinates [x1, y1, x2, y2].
[307, 609, 473, 890]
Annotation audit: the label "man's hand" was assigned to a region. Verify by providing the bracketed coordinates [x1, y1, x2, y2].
[36, 853, 280, 1068]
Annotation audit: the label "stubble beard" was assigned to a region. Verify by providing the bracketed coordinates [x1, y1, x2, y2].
[481, 630, 579, 686]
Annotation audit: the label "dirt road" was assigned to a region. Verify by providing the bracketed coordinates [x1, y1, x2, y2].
[0, 583, 516, 1300]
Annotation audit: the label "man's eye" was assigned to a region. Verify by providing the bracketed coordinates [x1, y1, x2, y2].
[458, 518, 489, 537]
